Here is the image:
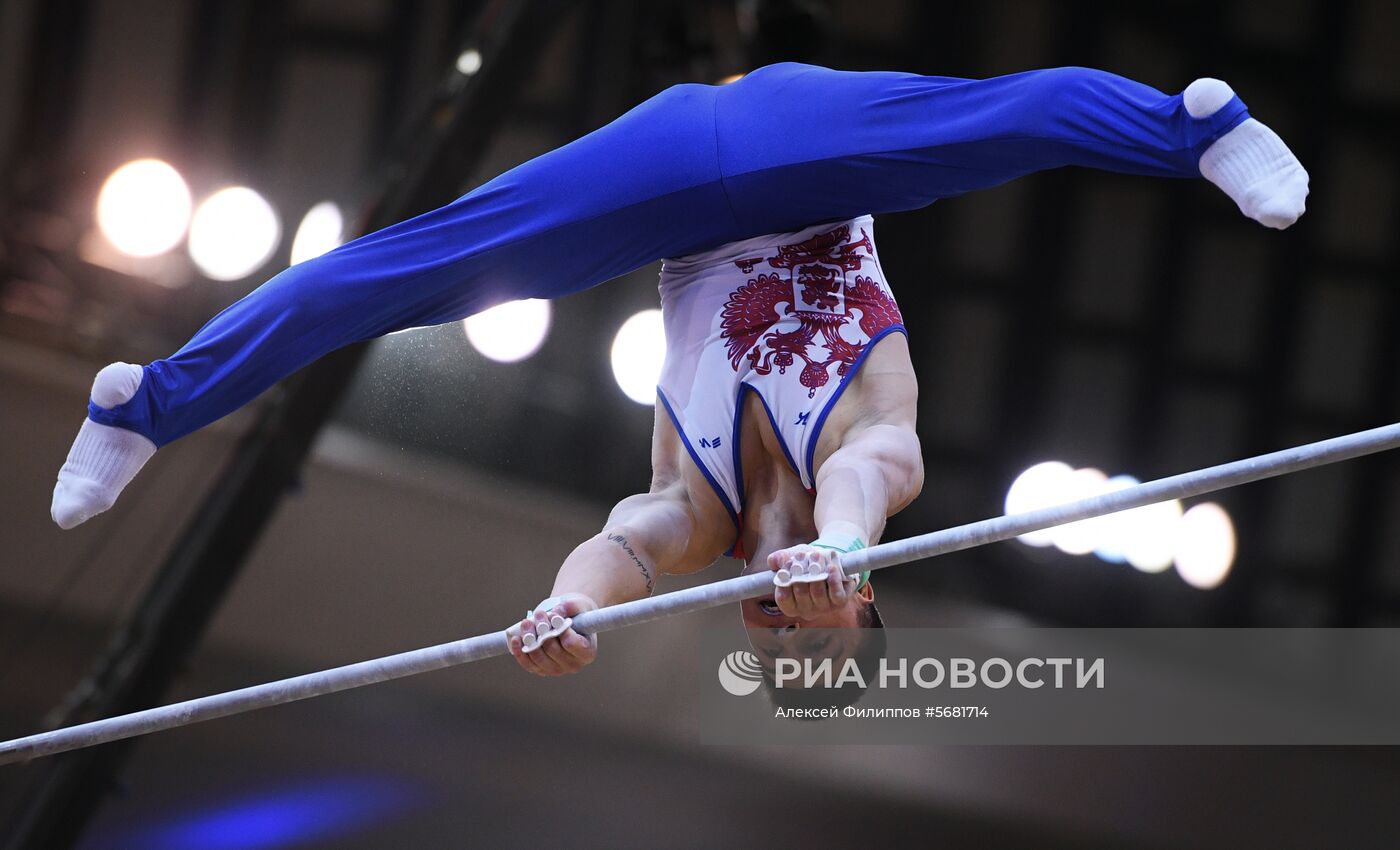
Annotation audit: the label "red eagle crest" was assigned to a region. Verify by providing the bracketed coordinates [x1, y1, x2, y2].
[719, 225, 902, 397]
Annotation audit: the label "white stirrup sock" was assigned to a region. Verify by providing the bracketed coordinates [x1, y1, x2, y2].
[1186, 78, 1309, 230]
[51, 363, 156, 529]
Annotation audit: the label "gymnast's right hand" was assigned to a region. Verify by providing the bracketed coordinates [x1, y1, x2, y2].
[506, 593, 599, 677]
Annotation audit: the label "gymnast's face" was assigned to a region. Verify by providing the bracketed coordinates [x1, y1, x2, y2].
[743, 615, 866, 675]
[739, 584, 874, 676]
[738, 589, 870, 631]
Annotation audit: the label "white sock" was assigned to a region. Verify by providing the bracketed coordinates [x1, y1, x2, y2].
[51, 363, 156, 529]
[1185, 78, 1309, 230]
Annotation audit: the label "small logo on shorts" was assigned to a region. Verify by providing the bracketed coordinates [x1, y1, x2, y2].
[717, 650, 763, 696]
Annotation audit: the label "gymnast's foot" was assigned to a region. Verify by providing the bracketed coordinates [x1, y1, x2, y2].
[1186, 78, 1309, 230]
[51, 362, 155, 529]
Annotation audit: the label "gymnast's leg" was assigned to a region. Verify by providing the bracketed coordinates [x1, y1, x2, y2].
[715, 63, 1307, 234]
[51, 82, 737, 528]
[52, 65, 1307, 528]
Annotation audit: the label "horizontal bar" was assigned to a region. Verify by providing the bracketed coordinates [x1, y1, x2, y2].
[3, 421, 1397, 765]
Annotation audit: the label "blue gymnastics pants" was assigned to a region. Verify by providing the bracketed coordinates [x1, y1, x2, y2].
[92, 63, 1247, 446]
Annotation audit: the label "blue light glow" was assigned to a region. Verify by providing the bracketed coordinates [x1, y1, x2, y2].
[100, 775, 423, 850]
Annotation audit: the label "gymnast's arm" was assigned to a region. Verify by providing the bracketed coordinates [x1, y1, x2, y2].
[555, 402, 733, 602]
[809, 365, 923, 552]
[765, 337, 923, 620]
[506, 402, 731, 676]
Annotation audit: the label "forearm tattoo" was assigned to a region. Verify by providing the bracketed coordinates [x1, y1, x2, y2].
[607, 533, 654, 593]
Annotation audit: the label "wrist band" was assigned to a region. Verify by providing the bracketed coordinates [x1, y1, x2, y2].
[810, 536, 870, 592]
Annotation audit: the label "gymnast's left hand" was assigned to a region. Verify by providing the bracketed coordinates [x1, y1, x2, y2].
[506, 593, 599, 677]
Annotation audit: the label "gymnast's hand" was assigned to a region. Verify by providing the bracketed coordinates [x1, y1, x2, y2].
[767, 545, 856, 621]
[506, 593, 599, 677]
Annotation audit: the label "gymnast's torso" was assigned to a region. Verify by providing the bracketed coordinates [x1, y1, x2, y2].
[655, 216, 914, 562]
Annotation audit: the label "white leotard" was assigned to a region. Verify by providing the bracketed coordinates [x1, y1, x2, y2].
[657, 215, 906, 554]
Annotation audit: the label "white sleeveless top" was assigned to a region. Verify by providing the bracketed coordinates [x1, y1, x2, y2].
[656, 215, 906, 556]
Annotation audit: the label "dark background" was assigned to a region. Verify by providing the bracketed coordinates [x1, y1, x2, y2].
[1, 1, 1398, 848]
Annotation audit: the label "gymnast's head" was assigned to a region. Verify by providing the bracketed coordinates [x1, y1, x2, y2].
[742, 602, 887, 711]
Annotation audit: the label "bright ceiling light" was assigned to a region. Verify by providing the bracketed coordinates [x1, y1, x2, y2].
[1005, 461, 1236, 589]
[1120, 498, 1183, 574]
[1004, 461, 1076, 547]
[95, 159, 192, 257]
[290, 201, 344, 265]
[188, 187, 281, 281]
[456, 49, 482, 76]
[1091, 475, 1140, 564]
[611, 309, 666, 405]
[463, 299, 551, 363]
[1174, 502, 1236, 589]
[1049, 467, 1110, 556]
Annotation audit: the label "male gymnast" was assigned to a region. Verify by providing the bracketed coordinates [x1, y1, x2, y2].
[504, 213, 918, 677]
[50, 64, 1306, 665]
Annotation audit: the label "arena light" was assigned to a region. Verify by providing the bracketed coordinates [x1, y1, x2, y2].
[455, 49, 483, 76]
[610, 309, 666, 405]
[188, 187, 281, 281]
[290, 201, 344, 265]
[1121, 498, 1183, 573]
[95, 159, 192, 257]
[1004, 461, 1076, 547]
[1091, 475, 1141, 564]
[1174, 502, 1236, 589]
[1003, 463, 1234, 585]
[1048, 467, 1109, 555]
[463, 299, 551, 363]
